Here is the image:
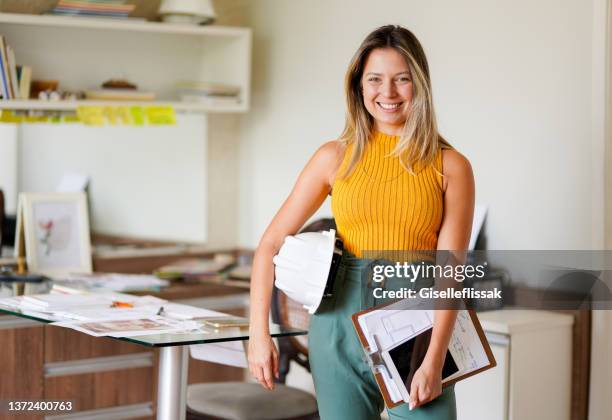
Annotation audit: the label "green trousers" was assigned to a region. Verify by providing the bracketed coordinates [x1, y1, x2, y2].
[309, 253, 456, 420]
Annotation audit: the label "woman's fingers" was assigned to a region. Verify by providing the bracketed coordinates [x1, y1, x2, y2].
[409, 381, 419, 410]
[418, 381, 430, 405]
[262, 360, 275, 389]
[272, 346, 280, 379]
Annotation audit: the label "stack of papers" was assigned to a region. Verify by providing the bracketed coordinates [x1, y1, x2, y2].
[154, 254, 235, 280]
[21, 293, 122, 311]
[0, 292, 251, 368]
[59, 273, 169, 292]
[176, 81, 242, 107]
[0, 293, 227, 338]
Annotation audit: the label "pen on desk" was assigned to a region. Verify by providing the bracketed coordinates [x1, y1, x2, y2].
[156, 306, 165, 316]
[111, 301, 134, 308]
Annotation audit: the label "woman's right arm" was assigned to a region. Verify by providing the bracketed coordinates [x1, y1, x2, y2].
[248, 140, 344, 390]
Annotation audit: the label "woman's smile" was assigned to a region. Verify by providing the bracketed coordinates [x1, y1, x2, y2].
[376, 101, 404, 112]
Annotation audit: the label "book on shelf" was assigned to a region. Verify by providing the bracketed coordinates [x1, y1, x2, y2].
[17, 65, 32, 100]
[176, 81, 241, 97]
[0, 36, 31, 100]
[48, 0, 136, 20]
[179, 94, 241, 107]
[6, 46, 19, 100]
[0, 36, 11, 99]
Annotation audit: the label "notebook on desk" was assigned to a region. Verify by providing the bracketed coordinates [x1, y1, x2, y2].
[351, 301, 496, 408]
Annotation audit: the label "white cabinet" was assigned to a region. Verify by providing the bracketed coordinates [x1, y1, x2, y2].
[456, 310, 574, 420]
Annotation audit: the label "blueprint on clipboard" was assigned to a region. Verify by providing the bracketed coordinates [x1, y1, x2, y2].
[354, 301, 495, 405]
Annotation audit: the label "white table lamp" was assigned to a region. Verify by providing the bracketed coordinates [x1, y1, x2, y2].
[158, 0, 216, 24]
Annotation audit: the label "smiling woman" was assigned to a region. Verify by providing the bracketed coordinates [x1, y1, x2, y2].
[248, 24, 474, 420]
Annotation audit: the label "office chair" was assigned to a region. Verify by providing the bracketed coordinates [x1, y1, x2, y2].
[186, 219, 336, 420]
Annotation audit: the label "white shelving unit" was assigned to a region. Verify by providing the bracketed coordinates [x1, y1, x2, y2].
[0, 12, 251, 113]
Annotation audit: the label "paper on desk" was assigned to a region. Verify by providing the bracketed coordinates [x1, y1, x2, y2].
[158, 303, 227, 320]
[190, 327, 248, 368]
[53, 316, 202, 337]
[49, 302, 224, 323]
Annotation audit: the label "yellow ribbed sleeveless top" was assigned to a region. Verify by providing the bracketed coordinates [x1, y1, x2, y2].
[331, 132, 444, 256]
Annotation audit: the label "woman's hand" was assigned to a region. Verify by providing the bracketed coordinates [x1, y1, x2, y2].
[248, 332, 279, 390]
[409, 361, 443, 410]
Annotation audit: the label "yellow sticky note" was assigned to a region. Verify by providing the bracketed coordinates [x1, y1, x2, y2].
[24, 115, 49, 123]
[77, 106, 105, 126]
[0, 110, 23, 123]
[103, 106, 119, 125]
[116, 106, 132, 125]
[145, 106, 176, 125]
[63, 114, 81, 123]
[130, 106, 145, 126]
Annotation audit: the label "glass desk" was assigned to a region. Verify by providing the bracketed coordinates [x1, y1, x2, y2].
[0, 304, 307, 420]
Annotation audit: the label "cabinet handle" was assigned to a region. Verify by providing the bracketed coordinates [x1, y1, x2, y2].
[44, 352, 152, 377]
[44, 402, 153, 420]
[485, 332, 510, 346]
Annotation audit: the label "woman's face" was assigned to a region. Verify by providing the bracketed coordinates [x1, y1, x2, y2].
[361, 48, 413, 135]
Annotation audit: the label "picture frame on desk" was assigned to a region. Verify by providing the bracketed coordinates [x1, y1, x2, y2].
[15, 192, 92, 276]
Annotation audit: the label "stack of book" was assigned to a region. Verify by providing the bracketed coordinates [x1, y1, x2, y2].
[0, 36, 31, 100]
[177, 81, 241, 107]
[48, 0, 136, 20]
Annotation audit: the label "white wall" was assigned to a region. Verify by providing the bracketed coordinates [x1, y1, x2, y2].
[238, 0, 603, 251]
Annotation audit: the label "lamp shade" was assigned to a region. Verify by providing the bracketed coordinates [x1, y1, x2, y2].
[158, 0, 216, 24]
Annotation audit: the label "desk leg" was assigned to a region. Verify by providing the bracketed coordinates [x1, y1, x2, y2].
[157, 346, 188, 420]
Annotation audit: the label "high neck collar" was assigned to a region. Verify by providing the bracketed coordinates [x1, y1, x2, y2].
[373, 131, 400, 142]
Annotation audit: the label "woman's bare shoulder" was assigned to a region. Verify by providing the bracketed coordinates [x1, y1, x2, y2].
[442, 148, 472, 176]
[312, 140, 347, 188]
[441, 148, 473, 191]
[317, 139, 347, 159]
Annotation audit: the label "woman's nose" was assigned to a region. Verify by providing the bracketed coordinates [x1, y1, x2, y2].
[380, 81, 397, 97]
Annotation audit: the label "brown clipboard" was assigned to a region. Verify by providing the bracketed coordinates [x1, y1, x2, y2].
[351, 305, 497, 409]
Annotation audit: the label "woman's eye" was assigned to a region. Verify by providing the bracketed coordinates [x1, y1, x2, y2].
[367, 77, 381, 83]
[397, 77, 411, 83]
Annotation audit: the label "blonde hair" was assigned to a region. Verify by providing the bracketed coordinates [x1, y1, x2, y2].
[339, 25, 451, 178]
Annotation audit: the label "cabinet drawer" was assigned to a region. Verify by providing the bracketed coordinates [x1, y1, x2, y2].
[44, 325, 148, 363]
[44, 367, 153, 412]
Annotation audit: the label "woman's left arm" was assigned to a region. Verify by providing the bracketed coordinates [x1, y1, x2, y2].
[409, 149, 475, 410]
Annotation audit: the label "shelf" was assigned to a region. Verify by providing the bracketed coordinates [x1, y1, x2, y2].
[0, 100, 247, 113]
[0, 13, 252, 114]
[0, 12, 249, 38]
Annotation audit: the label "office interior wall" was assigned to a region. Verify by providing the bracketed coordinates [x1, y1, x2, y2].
[18, 115, 209, 243]
[237, 0, 603, 251]
[207, 115, 240, 249]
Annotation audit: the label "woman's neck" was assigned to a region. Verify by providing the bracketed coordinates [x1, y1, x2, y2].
[373, 121, 404, 136]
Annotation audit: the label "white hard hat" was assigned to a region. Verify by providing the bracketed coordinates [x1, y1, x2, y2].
[273, 229, 342, 314]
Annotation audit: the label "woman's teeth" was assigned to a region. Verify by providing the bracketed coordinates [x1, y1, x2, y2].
[377, 102, 401, 110]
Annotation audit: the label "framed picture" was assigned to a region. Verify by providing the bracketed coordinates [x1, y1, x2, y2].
[15, 192, 92, 276]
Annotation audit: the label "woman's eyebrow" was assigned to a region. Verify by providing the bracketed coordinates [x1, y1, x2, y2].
[364, 71, 411, 76]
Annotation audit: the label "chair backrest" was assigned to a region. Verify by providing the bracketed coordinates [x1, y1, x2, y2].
[271, 218, 336, 382]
